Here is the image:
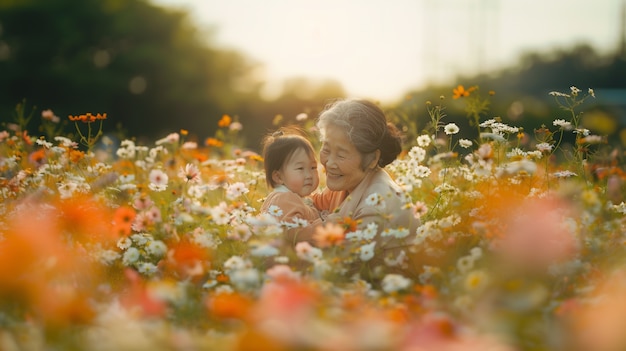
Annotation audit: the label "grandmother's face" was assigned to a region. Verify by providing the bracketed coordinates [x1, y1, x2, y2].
[319, 125, 368, 193]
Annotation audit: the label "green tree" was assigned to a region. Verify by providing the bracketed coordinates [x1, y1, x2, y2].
[0, 0, 259, 142]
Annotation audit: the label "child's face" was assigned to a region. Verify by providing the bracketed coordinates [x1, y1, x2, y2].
[272, 148, 319, 197]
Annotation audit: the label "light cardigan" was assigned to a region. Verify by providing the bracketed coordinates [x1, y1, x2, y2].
[289, 168, 419, 247]
[260, 185, 321, 224]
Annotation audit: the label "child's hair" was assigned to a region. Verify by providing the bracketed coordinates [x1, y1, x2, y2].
[261, 126, 317, 188]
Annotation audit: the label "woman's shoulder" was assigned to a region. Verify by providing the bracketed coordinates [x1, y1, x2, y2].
[366, 168, 401, 194]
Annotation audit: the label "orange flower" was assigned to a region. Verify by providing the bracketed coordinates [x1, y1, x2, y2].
[313, 222, 345, 248]
[112, 206, 136, 237]
[68, 112, 107, 123]
[452, 85, 477, 99]
[0, 204, 102, 326]
[57, 196, 116, 244]
[218, 114, 232, 128]
[206, 291, 252, 320]
[165, 240, 211, 280]
[28, 148, 46, 165]
[340, 216, 360, 233]
[68, 149, 85, 163]
[205, 137, 224, 147]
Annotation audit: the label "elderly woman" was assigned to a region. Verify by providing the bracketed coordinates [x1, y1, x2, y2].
[289, 99, 419, 256]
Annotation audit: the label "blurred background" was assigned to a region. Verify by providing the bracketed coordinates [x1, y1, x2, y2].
[0, 0, 625, 152]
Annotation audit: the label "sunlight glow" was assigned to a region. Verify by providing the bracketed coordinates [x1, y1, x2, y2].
[153, 0, 622, 102]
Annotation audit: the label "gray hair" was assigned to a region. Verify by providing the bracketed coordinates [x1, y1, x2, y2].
[317, 99, 402, 169]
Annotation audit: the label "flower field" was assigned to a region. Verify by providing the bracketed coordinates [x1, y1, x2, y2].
[1, 86, 625, 351]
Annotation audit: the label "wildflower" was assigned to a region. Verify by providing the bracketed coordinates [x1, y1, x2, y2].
[439, 214, 460, 228]
[295, 112, 308, 121]
[385, 250, 407, 267]
[226, 182, 249, 200]
[42, 109, 60, 123]
[29, 148, 47, 166]
[224, 255, 248, 272]
[535, 142, 553, 153]
[117, 237, 132, 250]
[166, 241, 211, 278]
[413, 165, 431, 178]
[457, 256, 475, 274]
[148, 169, 168, 192]
[229, 121, 243, 131]
[113, 206, 136, 237]
[138, 262, 158, 276]
[381, 274, 411, 293]
[384, 227, 410, 239]
[191, 228, 221, 249]
[570, 86, 581, 96]
[552, 170, 578, 178]
[339, 216, 359, 233]
[362, 222, 378, 240]
[480, 132, 506, 142]
[133, 195, 154, 210]
[218, 114, 232, 127]
[579, 135, 604, 144]
[209, 203, 231, 225]
[116, 139, 137, 159]
[588, 88, 595, 98]
[359, 241, 376, 261]
[205, 138, 224, 147]
[68, 112, 107, 123]
[122, 247, 141, 266]
[549, 91, 570, 97]
[145, 240, 167, 257]
[416, 134, 431, 147]
[408, 146, 426, 162]
[0, 130, 10, 142]
[295, 241, 323, 262]
[459, 139, 472, 148]
[155, 132, 180, 145]
[452, 85, 475, 99]
[178, 163, 201, 183]
[250, 244, 279, 257]
[206, 291, 252, 320]
[313, 222, 345, 248]
[58, 181, 79, 199]
[267, 205, 283, 217]
[35, 138, 52, 149]
[365, 192, 385, 208]
[470, 247, 483, 258]
[444, 123, 460, 135]
[553, 119, 573, 130]
[574, 128, 590, 136]
[412, 201, 428, 219]
[465, 270, 488, 292]
[181, 141, 197, 149]
[131, 212, 151, 232]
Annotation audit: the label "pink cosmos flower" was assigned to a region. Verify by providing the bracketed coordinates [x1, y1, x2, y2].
[178, 163, 201, 183]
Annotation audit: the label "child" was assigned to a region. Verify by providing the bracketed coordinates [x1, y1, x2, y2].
[260, 127, 321, 226]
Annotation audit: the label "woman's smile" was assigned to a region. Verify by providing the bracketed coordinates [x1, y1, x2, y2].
[319, 126, 368, 193]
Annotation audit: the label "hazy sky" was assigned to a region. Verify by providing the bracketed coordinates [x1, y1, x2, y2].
[153, 0, 624, 102]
